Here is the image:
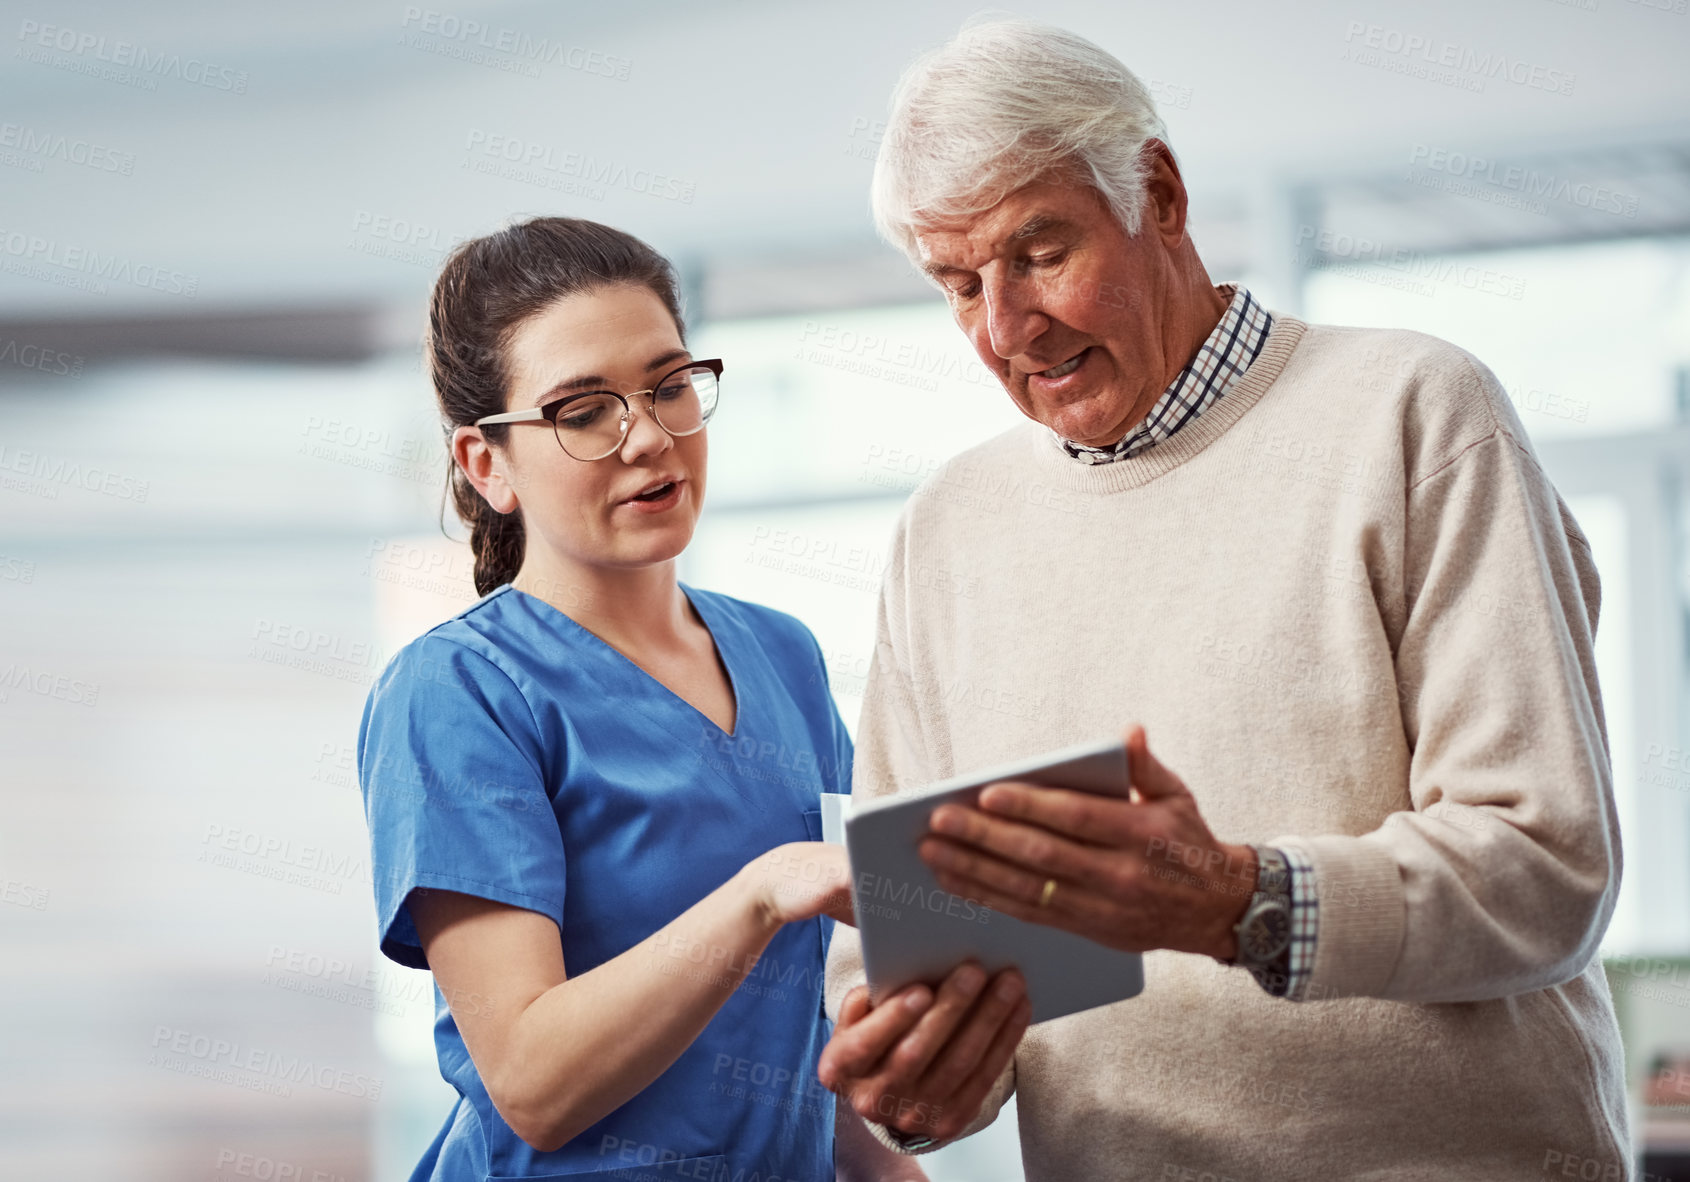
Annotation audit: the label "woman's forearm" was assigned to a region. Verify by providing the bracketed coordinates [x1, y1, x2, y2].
[502, 863, 786, 1150]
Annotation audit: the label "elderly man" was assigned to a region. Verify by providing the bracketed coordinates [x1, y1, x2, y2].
[816, 17, 1630, 1181]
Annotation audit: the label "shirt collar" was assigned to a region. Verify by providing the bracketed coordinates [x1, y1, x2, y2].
[1056, 284, 1273, 465]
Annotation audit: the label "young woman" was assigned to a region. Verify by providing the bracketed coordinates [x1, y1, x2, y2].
[357, 217, 929, 1181]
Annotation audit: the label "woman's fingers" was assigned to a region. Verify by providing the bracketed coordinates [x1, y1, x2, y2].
[751, 842, 854, 924]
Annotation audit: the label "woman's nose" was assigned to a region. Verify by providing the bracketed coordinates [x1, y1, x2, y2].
[618, 394, 674, 459]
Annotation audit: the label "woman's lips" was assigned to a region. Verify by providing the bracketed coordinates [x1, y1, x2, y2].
[619, 479, 684, 513]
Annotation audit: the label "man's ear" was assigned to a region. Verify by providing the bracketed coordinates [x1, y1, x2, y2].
[1141, 139, 1189, 245]
[451, 426, 520, 515]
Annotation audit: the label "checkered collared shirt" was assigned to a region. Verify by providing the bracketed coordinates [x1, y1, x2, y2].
[1280, 847, 1316, 1002]
[1056, 284, 1316, 1002]
[1057, 283, 1272, 464]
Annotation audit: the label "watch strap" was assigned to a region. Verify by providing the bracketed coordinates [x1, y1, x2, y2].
[1229, 846, 1294, 996]
[1253, 845, 1292, 897]
[881, 1125, 940, 1153]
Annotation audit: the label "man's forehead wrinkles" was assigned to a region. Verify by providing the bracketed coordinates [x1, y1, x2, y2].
[917, 230, 988, 275]
[918, 207, 1037, 273]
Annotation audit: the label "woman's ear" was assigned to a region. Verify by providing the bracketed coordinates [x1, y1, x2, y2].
[451, 426, 521, 515]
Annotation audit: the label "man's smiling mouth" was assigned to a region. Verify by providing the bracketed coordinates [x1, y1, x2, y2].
[1031, 347, 1091, 381]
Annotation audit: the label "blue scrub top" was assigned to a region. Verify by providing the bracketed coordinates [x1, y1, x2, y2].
[357, 582, 852, 1182]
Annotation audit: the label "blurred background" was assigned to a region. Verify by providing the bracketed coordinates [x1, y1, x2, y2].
[1, 1, 1688, 1178]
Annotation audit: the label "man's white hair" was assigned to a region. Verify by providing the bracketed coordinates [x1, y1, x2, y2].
[871, 17, 1170, 262]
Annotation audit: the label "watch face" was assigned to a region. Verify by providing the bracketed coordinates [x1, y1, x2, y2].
[1240, 901, 1292, 963]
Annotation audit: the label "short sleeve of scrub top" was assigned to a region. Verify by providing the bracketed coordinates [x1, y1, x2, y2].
[359, 633, 563, 971]
[357, 582, 852, 1182]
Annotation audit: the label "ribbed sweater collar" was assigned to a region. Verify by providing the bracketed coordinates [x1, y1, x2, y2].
[1029, 314, 1308, 493]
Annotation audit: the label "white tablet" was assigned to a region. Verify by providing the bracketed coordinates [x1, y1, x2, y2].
[843, 737, 1145, 1025]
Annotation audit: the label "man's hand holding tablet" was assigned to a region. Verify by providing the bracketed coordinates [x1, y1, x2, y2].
[920, 724, 1259, 960]
[819, 723, 1258, 1150]
[817, 960, 1030, 1147]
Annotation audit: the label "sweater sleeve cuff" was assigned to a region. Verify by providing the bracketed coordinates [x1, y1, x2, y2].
[1271, 834, 1405, 999]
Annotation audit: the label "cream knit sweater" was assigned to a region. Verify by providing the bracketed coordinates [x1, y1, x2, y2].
[824, 315, 1632, 1180]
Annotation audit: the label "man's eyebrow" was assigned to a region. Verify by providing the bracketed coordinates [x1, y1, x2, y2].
[531, 347, 691, 406]
[1008, 214, 1070, 242]
[921, 260, 969, 282]
[919, 215, 1074, 282]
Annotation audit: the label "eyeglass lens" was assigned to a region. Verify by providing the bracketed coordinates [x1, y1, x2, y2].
[552, 365, 719, 460]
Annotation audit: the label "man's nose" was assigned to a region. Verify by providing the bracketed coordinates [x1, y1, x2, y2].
[982, 280, 1045, 361]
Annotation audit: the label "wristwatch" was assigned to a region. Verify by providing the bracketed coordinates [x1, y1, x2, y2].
[882, 1126, 939, 1153]
[1225, 845, 1293, 994]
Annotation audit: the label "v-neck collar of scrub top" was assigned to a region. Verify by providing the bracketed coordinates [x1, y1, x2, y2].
[505, 579, 746, 741]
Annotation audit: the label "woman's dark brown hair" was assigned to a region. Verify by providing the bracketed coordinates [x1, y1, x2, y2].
[429, 216, 686, 595]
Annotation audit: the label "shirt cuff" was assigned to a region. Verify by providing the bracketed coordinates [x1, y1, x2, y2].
[1280, 845, 1318, 1001]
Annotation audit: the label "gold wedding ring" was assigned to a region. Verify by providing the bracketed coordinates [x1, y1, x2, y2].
[1038, 878, 1057, 908]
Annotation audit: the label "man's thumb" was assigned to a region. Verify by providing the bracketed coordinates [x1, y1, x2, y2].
[1125, 724, 1188, 801]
